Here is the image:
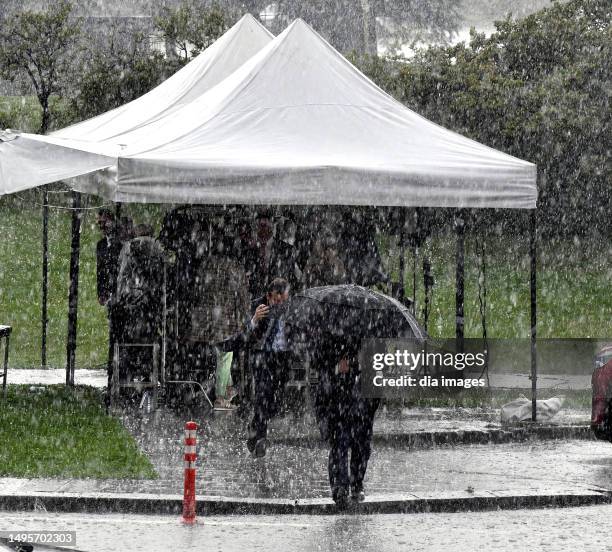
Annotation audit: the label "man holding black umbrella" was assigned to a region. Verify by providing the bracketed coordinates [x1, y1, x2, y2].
[282, 284, 427, 508]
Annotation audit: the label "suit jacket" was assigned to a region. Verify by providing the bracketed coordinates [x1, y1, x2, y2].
[96, 236, 123, 303]
[247, 239, 302, 297]
[221, 295, 284, 353]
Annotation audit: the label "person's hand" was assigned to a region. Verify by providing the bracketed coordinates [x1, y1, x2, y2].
[251, 304, 270, 325]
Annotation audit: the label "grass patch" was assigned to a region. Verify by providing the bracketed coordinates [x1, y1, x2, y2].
[0, 385, 157, 479]
[386, 232, 611, 339]
[0, 195, 108, 368]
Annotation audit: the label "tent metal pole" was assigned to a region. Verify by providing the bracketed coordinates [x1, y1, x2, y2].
[41, 186, 49, 369]
[412, 243, 417, 316]
[530, 210, 537, 422]
[66, 191, 82, 386]
[412, 207, 421, 316]
[455, 211, 465, 352]
[423, 257, 432, 333]
[398, 209, 406, 306]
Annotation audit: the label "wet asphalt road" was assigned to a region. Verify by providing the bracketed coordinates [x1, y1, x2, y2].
[2, 505, 612, 552]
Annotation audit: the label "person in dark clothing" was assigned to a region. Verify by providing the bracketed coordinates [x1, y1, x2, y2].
[96, 208, 123, 307]
[246, 213, 301, 298]
[247, 278, 292, 457]
[96, 208, 124, 398]
[226, 277, 291, 458]
[313, 340, 380, 508]
[114, 224, 165, 342]
[338, 209, 389, 287]
[112, 223, 166, 384]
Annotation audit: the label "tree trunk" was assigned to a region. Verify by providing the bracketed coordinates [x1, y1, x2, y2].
[40, 97, 50, 135]
[361, 0, 378, 56]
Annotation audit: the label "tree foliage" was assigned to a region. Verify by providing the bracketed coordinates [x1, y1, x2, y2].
[155, 1, 227, 67]
[70, 27, 166, 121]
[356, 0, 611, 236]
[0, 0, 81, 133]
[71, 2, 227, 120]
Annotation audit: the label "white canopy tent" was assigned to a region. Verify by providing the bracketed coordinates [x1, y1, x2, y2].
[108, 19, 537, 208]
[1, 19, 536, 208]
[0, 19, 539, 417]
[0, 130, 111, 195]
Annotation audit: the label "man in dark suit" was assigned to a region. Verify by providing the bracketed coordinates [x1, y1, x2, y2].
[96, 209, 123, 306]
[220, 277, 292, 456]
[313, 339, 380, 508]
[96, 208, 123, 398]
[227, 278, 290, 457]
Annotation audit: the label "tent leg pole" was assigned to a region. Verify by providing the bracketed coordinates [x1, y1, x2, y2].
[455, 211, 465, 353]
[530, 210, 537, 422]
[66, 192, 82, 387]
[41, 185, 49, 369]
[412, 208, 421, 316]
[398, 209, 406, 306]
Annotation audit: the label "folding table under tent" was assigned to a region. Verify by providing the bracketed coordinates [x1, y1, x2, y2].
[0, 19, 539, 418]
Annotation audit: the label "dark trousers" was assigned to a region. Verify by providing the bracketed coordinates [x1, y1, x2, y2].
[248, 351, 291, 441]
[106, 305, 115, 395]
[316, 370, 379, 494]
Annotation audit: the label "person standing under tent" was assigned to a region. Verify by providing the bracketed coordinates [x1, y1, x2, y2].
[222, 278, 293, 458]
[114, 223, 165, 383]
[239, 278, 292, 458]
[338, 210, 389, 287]
[302, 225, 347, 288]
[247, 212, 301, 297]
[96, 208, 124, 400]
[191, 220, 250, 409]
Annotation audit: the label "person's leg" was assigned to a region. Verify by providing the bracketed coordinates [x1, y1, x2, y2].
[268, 351, 290, 419]
[328, 374, 352, 506]
[349, 398, 380, 499]
[328, 414, 350, 506]
[105, 305, 114, 404]
[247, 353, 273, 454]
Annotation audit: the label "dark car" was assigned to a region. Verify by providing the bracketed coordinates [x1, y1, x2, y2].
[591, 348, 612, 441]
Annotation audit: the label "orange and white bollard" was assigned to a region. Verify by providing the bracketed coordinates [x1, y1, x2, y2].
[182, 421, 198, 524]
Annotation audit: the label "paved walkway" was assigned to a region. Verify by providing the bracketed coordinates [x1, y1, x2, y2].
[0, 401, 604, 515]
[0, 371, 599, 515]
[4, 368, 592, 389]
[1, 436, 609, 514]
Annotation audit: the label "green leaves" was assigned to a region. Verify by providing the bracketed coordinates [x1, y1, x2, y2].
[0, 0, 81, 133]
[154, 1, 227, 63]
[357, 0, 610, 237]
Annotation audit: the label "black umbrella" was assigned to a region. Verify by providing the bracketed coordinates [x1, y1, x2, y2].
[282, 284, 427, 349]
